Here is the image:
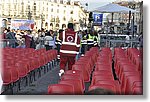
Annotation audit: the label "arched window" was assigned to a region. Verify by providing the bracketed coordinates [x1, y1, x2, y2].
[62, 24, 66, 29]
[56, 23, 59, 27]
[45, 22, 48, 26]
[50, 23, 53, 27]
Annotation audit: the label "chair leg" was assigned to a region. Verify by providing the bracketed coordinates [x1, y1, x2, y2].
[47, 62, 50, 71]
[29, 72, 33, 84]
[38, 68, 42, 78]
[25, 75, 29, 87]
[10, 83, 13, 95]
[50, 61, 53, 70]
[44, 66, 46, 74]
[18, 80, 21, 91]
[33, 71, 36, 81]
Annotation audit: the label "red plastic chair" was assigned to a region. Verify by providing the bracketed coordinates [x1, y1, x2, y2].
[15, 63, 28, 78]
[124, 76, 142, 94]
[65, 70, 84, 81]
[96, 80, 121, 94]
[48, 84, 74, 95]
[95, 66, 112, 72]
[120, 71, 141, 92]
[132, 86, 143, 95]
[132, 81, 143, 88]
[2, 69, 12, 85]
[88, 84, 116, 94]
[11, 68, 19, 83]
[75, 61, 91, 74]
[91, 75, 114, 86]
[77, 59, 93, 72]
[118, 65, 137, 79]
[61, 74, 85, 90]
[92, 71, 113, 78]
[72, 64, 90, 82]
[59, 79, 84, 94]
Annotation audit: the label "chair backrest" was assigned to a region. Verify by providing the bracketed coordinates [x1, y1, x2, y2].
[91, 75, 114, 86]
[48, 84, 74, 95]
[124, 75, 142, 94]
[120, 71, 141, 90]
[72, 65, 90, 82]
[59, 79, 84, 94]
[92, 71, 113, 77]
[132, 86, 143, 95]
[65, 70, 84, 81]
[61, 74, 85, 90]
[10, 68, 19, 83]
[96, 80, 118, 93]
[88, 84, 116, 94]
[2, 69, 12, 85]
[15, 63, 28, 78]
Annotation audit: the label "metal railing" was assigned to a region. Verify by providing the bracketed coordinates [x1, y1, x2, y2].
[108, 40, 140, 48]
[99, 39, 140, 48]
[0, 39, 18, 48]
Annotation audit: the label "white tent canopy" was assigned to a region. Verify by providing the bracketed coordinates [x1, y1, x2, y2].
[92, 3, 137, 13]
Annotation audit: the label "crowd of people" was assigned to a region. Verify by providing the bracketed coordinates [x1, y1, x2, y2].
[1, 23, 100, 76]
[1, 28, 56, 49]
[1, 24, 99, 58]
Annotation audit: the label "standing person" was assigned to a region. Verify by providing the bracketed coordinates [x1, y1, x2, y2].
[1, 28, 7, 48]
[22, 30, 32, 48]
[55, 29, 63, 60]
[35, 30, 44, 49]
[58, 23, 80, 76]
[30, 36, 36, 49]
[5, 29, 18, 48]
[49, 30, 56, 49]
[125, 33, 130, 47]
[87, 30, 94, 51]
[80, 30, 88, 56]
[93, 31, 99, 47]
[44, 31, 54, 50]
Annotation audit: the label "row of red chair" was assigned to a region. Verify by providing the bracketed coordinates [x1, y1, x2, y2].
[126, 48, 143, 74]
[1, 48, 58, 93]
[89, 48, 121, 94]
[114, 48, 142, 95]
[73, 47, 99, 82]
[47, 47, 99, 95]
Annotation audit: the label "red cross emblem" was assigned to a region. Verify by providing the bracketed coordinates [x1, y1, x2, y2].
[67, 36, 74, 42]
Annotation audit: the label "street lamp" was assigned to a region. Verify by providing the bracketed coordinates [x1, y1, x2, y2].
[28, 11, 32, 20]
[27, 1, 32, 20]
[41, 13, 44, 29]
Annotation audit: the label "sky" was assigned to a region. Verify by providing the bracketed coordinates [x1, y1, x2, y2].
[74, 0, 117, 11]
[73, 0, 142, 11]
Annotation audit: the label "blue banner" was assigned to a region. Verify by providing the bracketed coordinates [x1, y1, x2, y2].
[93, 14, 103, 26]
[11, 20, 35, 30]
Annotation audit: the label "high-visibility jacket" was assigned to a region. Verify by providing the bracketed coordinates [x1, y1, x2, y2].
[59, 29, 80, 57]
[81, 34, 88, 45]
[93, 35, 98, 46]
[87, 34, 94, 45]
[98, 34, 100, 46]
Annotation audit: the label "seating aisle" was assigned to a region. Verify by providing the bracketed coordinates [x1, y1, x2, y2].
[4, 64, 60, 95]
[13, 65, 90, 95]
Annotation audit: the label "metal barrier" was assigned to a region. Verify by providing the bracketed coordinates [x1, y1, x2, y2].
[108, 40, 140, 48]
[99, 39, 139, 48]
[0, 39, 18, 48]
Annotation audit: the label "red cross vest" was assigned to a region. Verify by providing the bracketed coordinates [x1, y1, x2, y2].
[59, 29, 80, 57]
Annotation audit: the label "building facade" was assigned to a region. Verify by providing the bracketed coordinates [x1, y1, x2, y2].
[0, 0, 88, 31]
